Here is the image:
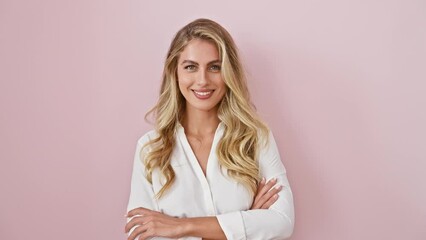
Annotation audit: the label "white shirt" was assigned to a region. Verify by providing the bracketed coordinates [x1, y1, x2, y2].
[127, 123, 295, 239]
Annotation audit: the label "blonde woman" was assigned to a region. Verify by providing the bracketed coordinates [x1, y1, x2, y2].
[125, 18, 294, 240]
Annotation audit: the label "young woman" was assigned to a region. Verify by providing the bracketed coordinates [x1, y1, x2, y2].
[125, 18, 294, 240]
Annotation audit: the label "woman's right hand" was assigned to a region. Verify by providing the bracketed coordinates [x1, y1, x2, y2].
[250, 177, 283, 210]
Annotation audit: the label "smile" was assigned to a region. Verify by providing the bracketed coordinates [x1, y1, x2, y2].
[192, 90, 214, 99]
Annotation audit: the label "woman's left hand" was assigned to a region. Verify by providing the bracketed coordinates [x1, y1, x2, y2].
[251, 177, 283, 210]
[125, 207, 187, 240]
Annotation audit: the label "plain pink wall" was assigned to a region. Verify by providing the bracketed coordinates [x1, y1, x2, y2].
[1, 0, 425, 239]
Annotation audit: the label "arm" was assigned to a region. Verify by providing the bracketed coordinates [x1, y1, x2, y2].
[126, 208, 226, 240]
[126, 178, 281, 240]
[125, 136, 227, 240]
[215, 131, 295, 240]
[126, 132, 293, 239]
[126, 138, 160, 212]
[125, 137, 160, 237]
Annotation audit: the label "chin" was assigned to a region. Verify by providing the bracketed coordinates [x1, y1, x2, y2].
[188, 102, 220, 112]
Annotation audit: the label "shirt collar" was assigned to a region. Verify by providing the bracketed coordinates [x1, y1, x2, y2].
[176, 121, 224, 133]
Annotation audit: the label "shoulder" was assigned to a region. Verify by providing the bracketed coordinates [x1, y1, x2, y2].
[133, 130, 160, 167]
[257, 128, 287, 174]
[257, 127, 275, 150]
[136, 129, 159, 147]
[257, 128, 280, 160]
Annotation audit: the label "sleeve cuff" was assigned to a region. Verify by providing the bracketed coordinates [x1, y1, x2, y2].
[216, 211, 246, 240]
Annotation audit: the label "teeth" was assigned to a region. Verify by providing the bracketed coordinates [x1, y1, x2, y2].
[194, 91, 212, 96]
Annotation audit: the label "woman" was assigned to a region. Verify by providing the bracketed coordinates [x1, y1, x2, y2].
[125, 18, 294, 240]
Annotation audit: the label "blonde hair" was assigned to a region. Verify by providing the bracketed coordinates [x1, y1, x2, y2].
[143, 18, 269, 198]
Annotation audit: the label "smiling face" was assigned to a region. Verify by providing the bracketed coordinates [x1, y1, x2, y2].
[177, 38, 227, 114]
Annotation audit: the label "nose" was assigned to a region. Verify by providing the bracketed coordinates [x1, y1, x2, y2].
[196, 68, 208, 86]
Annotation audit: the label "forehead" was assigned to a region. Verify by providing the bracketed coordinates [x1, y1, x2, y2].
[178, 39, 220, 63]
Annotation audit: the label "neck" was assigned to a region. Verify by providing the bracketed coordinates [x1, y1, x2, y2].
[181, 106, 220, 136]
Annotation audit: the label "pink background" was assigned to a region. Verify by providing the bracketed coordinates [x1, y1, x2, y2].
[1, 0, 425, 239]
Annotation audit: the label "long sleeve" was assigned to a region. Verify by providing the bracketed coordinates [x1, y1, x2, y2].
[216, 131, 295, 240]
[126, 136, 161, 237]
[127, 137, 159, 213]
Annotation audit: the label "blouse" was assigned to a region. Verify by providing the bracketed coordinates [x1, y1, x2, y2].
[126, 122, 295, 239]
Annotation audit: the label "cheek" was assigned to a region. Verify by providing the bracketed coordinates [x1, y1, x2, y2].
[177, 81, 186, 96]
[177, 78, 192, 92]
[214, 76, 226, 90]
[215, 80, 227, 99]
[177, 80, 193, 102]
[177, 71, 189, 90]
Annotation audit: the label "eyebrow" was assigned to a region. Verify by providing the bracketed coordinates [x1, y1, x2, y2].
[180, 60, 221, 65]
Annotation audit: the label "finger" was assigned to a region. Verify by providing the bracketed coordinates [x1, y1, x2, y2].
[128, 223, 150, 240]
[135, 222, 154, 240]
[256, 177, 266, 195]
[251, 200, 260, 210]
[253, 179, 275, 207]
[253, 180, 279, 209]
[253, 178, 266, 206]
[254, 178, 277, 204]
[125, 216, 145, 233]
[261, 193, 279, 209]
[261, 178, 277, 196]
[258, 185, 283, 208]
[255, 184, 282, 208]
[127, 207, 151, 218]
[126, 214, 156, 234]
[137, 229, 153, 240]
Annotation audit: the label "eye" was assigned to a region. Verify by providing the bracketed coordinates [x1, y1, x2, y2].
[184, 65, 197, 71]
[209, 65, 221, 72]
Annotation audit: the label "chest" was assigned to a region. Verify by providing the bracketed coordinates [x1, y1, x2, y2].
[150, 141, 253, 217]
[185, 133, 215, 174]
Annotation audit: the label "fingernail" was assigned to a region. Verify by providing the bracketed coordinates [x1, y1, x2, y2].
[261, 177, 265, 183]
[274, 194, 279, 199]
[275, 185, 283, 190]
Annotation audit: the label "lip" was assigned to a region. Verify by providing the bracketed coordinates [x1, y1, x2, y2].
[192, 89, 214, 99]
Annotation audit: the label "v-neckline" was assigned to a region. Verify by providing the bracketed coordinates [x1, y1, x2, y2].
[177, 122, 223, 180]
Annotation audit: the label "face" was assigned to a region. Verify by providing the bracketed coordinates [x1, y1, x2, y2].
[177, 38, 226, 114]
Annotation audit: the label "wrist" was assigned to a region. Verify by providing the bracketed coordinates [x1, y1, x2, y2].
[179, 217, 194, 237]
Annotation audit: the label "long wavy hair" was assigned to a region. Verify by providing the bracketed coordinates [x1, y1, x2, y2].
[142, 18, 269, 198]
